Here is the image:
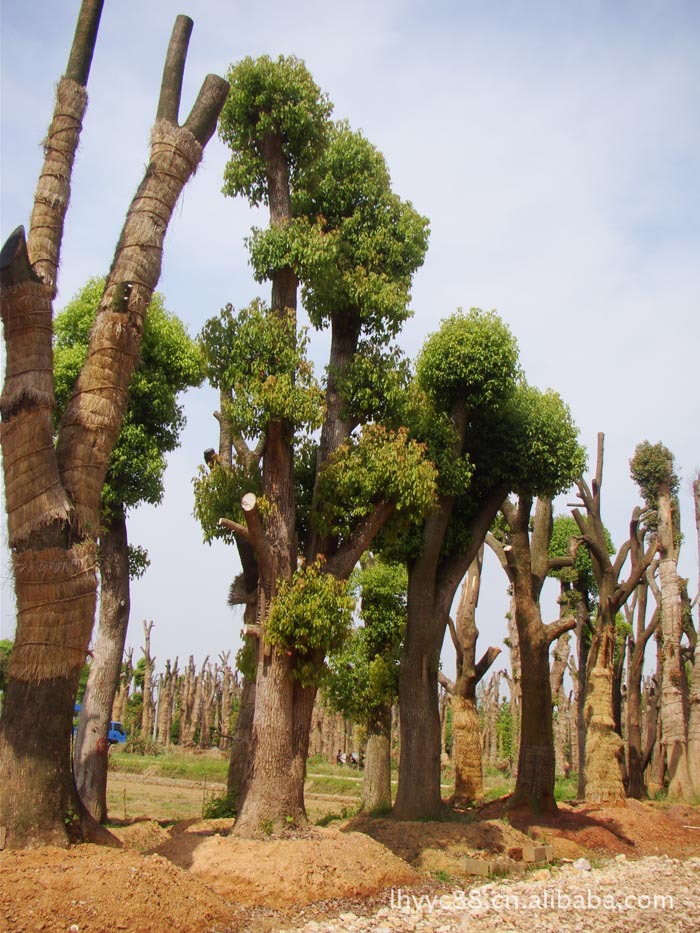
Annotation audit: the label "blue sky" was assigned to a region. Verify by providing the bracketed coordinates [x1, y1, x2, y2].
[1, 0, 698, 675]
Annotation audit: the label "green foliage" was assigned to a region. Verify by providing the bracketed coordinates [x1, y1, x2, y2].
[54, 278, 203, 518]
[630, 440, 680, 542]
[496, 699, 513, 762]
[313, 424, 437, 544]
[630, 440, 679, 505]
[122, 735, 164, 756]
[294, 122, 430, 339]
[127, 544, 150, 581]
[192, 462, 260, 544]
[219, 54, 332, 207]
[266, 560, 355, 684]
[202, 793, 237, 819]
[198, 300, 323, 436]
[416, 308, 519, 411]
[323, 558, 407, 723]
[0, 639, 13, 693]
[235, 635, 257, 682]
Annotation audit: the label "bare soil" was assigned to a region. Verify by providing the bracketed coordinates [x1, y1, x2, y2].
[2, 779, 699, 933]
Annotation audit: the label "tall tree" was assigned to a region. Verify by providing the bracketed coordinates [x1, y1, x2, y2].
[487, 493, 584, 815]
[0, 6, 227, 848]
[392, 311, 583, 819]
[54, 278, 202, 821]
[214, 57, 433, 834]
[689, 473, 700, 795]
[572, 434, 657, 804]
[630, 441, 693, 800]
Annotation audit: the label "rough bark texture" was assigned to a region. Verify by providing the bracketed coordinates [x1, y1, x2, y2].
[573, 434, 657, 806]
[489, 498, 576, 815]
[0, 9, 227, 848]
[625, 576, 658, 798]
[361, 705, 392, 813]
[74, 511, 130, 822]
[690, 476, 700, 795]
[657, 483, 693, 800]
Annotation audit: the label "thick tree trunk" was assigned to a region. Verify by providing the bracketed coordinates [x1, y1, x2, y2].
[510, 628, 557, 814]
[583, 624, 627, 804]
[140, 621, 155, 740]
[626, 654, 645, 798]
[394, 573, 445, 819]
[657, 484, 693, 800]
[690, 477, 700, 795]
[74, 510, 130, 822]
[227, 675, 256, 806]
[362, 705, 392, 813]
[451, 695, 483, 807]
[0, 12, 226, 848]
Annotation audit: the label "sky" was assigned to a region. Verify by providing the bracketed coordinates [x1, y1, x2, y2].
[1, 0, 698, 679]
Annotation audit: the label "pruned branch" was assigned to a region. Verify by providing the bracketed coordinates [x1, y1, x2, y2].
[324, 501, 395, 580]
[156, 14, 193, 124]
[475, 646, 501, 683]
[544, 614, 577, 645]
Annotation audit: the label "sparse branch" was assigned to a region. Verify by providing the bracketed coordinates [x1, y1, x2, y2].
[475, 646, 501, 683]
[544, 614, 577, 644]
[65, 0, 104, 86]
[447, 614, 461, 659]
[485, 531, 510, 575]
[239, 493, 273, 581]
[438, 670, 454, 694]
[156, 15, 193, 124]
[217, 517, 250, 540]
[324, 502, 395, 580]
[183, 74, 231, 147]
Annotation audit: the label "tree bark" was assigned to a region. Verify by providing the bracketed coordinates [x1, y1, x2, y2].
[362, 704, 393, 813]
[0, 10, 227, 848]
[657, 482, 693, 800]
[74, 510, 130, 822]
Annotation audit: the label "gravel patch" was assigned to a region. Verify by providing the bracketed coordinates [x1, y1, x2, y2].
[280, 855, 700, 933]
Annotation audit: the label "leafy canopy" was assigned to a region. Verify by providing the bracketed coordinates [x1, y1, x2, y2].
[219, 54, 332, 207]
[54, 278, 203, 516]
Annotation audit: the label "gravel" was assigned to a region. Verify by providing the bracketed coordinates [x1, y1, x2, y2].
[279, 855, 700, 933]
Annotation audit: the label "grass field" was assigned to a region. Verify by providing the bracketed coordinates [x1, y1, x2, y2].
[106, 747, 580, 825]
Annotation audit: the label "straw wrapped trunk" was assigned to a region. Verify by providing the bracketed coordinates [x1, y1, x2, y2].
[0, 6, 227, 848]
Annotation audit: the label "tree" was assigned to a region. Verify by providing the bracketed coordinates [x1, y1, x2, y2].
[392, 309, 583, 820]
[572, 434, 657, 804]
[53, 277, 202, 820]
[630, 441, 693, 799]
[0, 4, 227, 848]
[212, 56, 433, 834]
[689, 473, 700, 795]
[324, 557, 407, 813]
[487, 496, 582, 815]
[439, 549, 501, 808]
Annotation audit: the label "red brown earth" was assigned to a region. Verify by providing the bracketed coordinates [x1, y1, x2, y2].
[1, 798, 699, 933]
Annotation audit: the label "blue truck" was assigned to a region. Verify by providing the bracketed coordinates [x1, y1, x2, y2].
[73, 704, 127, 744]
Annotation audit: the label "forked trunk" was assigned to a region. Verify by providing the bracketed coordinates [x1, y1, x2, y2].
[362, 705, 392, 813]
[74, 511, 130, 822]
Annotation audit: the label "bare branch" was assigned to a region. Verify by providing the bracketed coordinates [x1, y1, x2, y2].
[544, 614, 577, 644]
[156, 15, 193, 124]
[65, 0, 104, 86]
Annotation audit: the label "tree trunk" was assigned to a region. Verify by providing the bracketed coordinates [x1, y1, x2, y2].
[361, 705, 392, 813]
[74, 510, 130, 822]
[689, 476, 700, 795]
[583, 623, 627, 804]
[451, 695, 484, 807]
[0, 11, 226, 848]
[227, 675, 256, 806]
[140, 621, 155, 740]
[393, 574, 444, 820]
[657, 483, 693, 800]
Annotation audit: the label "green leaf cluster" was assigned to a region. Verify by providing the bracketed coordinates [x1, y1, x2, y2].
[416, 308, 520, 411]
[192, 461, 262, 544]
[220, 55, 332, 206]
[199, 299, 323, 437]
[630, 440, 679, 505]
[323, 559, 407, 722]
[0, 639, 12, 693]
[54, 278, 203, 517]
[295, 123, 430, 339]
[266, 560, 355, 684]
[313, 424, 437, 542]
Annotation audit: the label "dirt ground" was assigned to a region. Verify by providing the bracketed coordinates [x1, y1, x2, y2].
[1, 787, 699, 933]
